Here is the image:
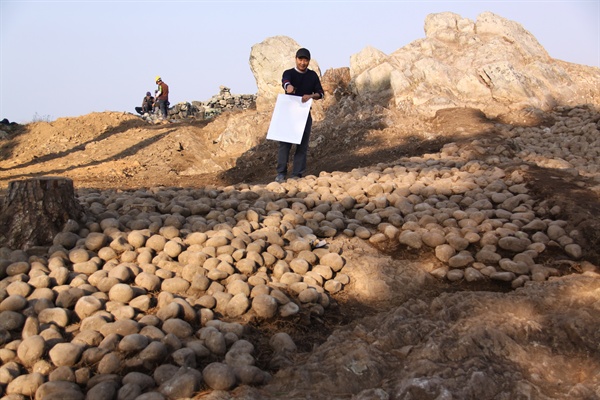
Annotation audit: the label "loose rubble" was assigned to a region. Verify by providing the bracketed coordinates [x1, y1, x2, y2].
[140, 86, 256, 124]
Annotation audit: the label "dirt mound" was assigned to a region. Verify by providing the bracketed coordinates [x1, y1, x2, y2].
[0, 112, 220, 190]
[0, 104, 547, 188]
[4, 112, 145, 158]
[0, 105, 416, 190]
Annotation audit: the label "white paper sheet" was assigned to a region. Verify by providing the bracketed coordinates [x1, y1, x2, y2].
[266, 94, 313, 144]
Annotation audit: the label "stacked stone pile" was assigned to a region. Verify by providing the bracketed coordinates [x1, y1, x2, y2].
[0, 106, 598, 398]
[201, 86, 256, 114]
[141, 86, 256, 124]
[0, 187, 346, 398]
[506, 106, 600, 180]
[0, 118, 19, 140]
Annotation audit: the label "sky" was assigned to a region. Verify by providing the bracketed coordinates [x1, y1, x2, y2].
[1, 0, 599, 124]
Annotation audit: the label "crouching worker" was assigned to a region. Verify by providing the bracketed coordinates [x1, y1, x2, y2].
[135, 91, 154, 115]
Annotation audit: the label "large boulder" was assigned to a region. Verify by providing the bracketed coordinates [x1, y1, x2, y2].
[350, 45, 389, 79]
[321, 67, 351, 110]
[351, 11, 600, 117]
[249, 35, 322, 112]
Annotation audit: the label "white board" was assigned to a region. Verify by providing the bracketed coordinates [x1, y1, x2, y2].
[266, 94, 313, 144]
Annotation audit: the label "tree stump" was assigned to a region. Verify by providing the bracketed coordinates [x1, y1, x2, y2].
[0, 177, 84, 249]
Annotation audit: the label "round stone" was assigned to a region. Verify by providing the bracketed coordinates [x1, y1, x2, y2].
[251, 294, 278, 318]
[202, 362, 236, 390]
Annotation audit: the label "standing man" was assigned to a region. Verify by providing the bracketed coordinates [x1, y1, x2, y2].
[275, 47, 324, 183]
[155, 76, 169, 120]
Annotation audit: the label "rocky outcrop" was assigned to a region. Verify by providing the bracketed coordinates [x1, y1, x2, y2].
[137, 12, 598, 124]
[321, 67, 352, 111]
[349, 45, 391, 97]
[138, 11, 600, 125]
[249, 36, 322, 112]
[247, 13, 599, 119]
[348, 11, 600, 117]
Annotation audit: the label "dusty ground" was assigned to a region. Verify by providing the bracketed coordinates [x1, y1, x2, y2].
[1, 104, 600, 398]
[0, 101, 482, 191]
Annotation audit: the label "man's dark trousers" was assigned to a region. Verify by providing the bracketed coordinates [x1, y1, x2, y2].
[277, 114, 312, 178]
[157, 99, 168, 119]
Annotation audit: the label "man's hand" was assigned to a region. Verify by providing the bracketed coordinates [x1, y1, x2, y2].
[301, 94, 317, 103]
[286, 84, 295, 94]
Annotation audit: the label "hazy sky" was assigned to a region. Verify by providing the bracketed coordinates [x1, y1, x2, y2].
[1, 0, 598, 123]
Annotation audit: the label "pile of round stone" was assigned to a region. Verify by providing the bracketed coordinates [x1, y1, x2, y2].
[0, 188, 348, 398]
[507, 105, 600, 182]
[1, 106, 596, 398]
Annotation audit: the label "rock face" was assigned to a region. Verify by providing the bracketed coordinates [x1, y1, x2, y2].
[247, 13, 599, 119]
[249, 35, 322, 112]
[349, 11, 600, 117]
